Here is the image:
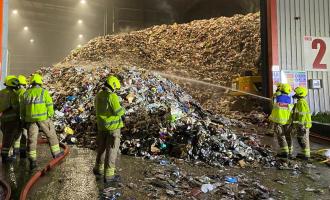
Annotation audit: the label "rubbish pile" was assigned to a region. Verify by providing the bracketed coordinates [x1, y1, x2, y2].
[141, 162, 275, 199]
[101, 159, 276, 199]
[62, 12, 261, 115]
[40, 64, 274, 167]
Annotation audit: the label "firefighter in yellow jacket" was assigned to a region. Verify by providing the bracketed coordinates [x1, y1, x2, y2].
[269, 84, 293, 158]
[13, 75, 28, 158]
[268, 83, 283, 136]
[0, 76, 20, 163]
[93, 76, 125, 183]
[21, 74, 62, 169]
[292, 87, 312, 160]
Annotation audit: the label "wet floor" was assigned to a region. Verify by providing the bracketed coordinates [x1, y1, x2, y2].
[0, 134, 329, 200]
[0, 144, 55, 200]
[27, 139, 330, 200]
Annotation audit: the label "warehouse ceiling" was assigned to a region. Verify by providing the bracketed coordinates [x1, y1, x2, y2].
[8, 0, 259, 75]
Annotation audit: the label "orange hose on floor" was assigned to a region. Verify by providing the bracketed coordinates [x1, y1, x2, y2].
[0, 144, 11, 200]
[19, 139, 70, 200]
[0, 178, 11, 200]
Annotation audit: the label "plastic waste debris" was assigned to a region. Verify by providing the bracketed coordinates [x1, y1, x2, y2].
[225, 176, 238, 183]
[159, 159, 170, 166]
[201, 183, 215, 193]
[64, 127, 75, 135]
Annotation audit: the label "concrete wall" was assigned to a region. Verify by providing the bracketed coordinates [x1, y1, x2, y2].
[276, 0, 330, 113]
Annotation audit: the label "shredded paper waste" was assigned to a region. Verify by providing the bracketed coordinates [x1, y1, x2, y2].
[63, 12, 261, 115]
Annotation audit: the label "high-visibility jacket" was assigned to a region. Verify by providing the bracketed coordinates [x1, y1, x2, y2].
[0, 88, 19, 122]
[16, 87, 26, 98]
[95, 89, 125, 131]
[21, 86, 54, 122]
[16, 87, 26, 120]
[292, 98, 312, 128]
[269, 94, 293, 125]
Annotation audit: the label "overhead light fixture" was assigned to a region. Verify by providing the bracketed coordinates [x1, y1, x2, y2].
[78, 19, 83, 24]
[78, 34, 83, 39]
[80, 0, 86, 4]
[30, 39, 34, 43]
[12, 9, 18, 15]
[77, 44, 82, 48]
[24, 26, 29, 31]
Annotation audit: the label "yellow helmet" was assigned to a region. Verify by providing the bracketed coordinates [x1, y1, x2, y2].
[294, 86, 308, 97]
[18, 75, 28, 85]
[276, 82, 283, 90]
[106, 76, 121, 90]
[4, 75, 19, 87]
[30, 74, 43, 85]
[281, 83, 292, 94]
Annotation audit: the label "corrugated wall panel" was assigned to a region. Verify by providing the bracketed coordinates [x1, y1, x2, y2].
[296, 0, 303, 70]
[290, 0, 297, 69]
[278, 0, 286, 68]
[277, 0, 330, 113]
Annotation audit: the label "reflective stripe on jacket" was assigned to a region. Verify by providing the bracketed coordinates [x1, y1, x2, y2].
[95, 90, 125, 131]
[0, 88, 19, 122]
[292, 98, 312, 128]
[269, 94, 293, 125]
[21, 86, 54, 122]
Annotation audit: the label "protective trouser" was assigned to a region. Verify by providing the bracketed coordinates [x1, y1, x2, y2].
[27, 119, 60, 161]
[14, 123, 27, 154]
[275, 124, 293, 155]
[268, 122, 276, 136]
[95, 129, 121, 178]
[294, 124, 310, 158]
[1, 120, 20, 159]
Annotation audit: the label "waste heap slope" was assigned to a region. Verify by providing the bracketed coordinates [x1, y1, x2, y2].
[39, 64, 274, 168]
[62, 13, 261, 114]
[64, 12, 260, 85]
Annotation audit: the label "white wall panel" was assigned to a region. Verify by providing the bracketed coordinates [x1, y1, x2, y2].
[277, 0, 330, 113]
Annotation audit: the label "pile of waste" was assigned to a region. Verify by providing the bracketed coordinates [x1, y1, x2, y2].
[62, 12, 261, 115]
[142, 162, 275, 199]
[40, 64, 274, 167]
[102, 159, 276, 199]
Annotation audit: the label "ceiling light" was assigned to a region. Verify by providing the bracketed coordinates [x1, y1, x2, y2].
[30, 39, 34, 43]
[24, 26, 28, 31]
[78, 19, 83, 24]
[78, 34, 83, 38]
[80, 0, 86, 4]
[77, 44, 82, 48]
[12, 9, 18, 15]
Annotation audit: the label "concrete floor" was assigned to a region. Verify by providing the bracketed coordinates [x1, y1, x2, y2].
[0, 132, 329, 200]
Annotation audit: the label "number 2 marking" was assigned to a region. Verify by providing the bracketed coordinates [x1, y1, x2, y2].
[312, 39, 327, 69]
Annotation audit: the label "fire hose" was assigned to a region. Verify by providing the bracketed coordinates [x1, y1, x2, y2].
[0, 178, 11, 200]
[19, 139, 69, 200]
[0, 144, 11, 200]
[0, 139, 69, 200]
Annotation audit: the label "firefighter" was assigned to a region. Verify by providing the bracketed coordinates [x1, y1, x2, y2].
[268, 83, 284, 136]
[272, 83, 283, 103]
[13, 75, 28, 158]
[269, 83, 293, 158]
[93, 76, 125, 183]
[0, 76, 20, 163]
[292, 86, 312, 160]
[21, 74, 62, 169]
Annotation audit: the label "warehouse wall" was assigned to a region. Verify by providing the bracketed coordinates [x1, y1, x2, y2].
[276, 0, 330, 113]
